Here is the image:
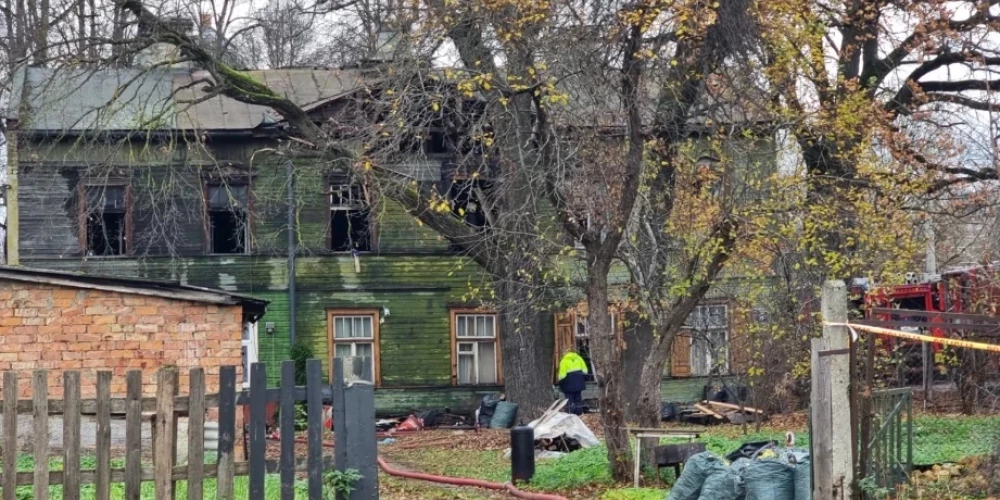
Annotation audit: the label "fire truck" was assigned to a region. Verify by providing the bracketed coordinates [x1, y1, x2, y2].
[848, 265, 1000, 383]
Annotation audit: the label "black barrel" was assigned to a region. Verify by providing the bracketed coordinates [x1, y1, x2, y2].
[510, 425, 535, 483]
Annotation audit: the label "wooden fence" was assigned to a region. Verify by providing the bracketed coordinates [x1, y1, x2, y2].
[0, 359, 344, 500]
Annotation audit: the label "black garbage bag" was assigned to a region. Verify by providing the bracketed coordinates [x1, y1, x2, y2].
[477, 395, 501, 427]
[661, 402, 681, 421]
[666, 452, 726, 500]
[725, 441, 779, 462]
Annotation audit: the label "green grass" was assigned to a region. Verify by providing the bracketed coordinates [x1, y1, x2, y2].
[4, 456, 310, 500]
[910, 415, 1000, 465]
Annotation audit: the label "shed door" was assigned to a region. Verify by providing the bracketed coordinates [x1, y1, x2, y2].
[553, 312, 576, 380]
[670, 334, 692, 377]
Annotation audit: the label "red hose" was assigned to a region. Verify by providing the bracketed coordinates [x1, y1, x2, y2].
[377, 456, 568, 500]
[271, 434, 568, 500]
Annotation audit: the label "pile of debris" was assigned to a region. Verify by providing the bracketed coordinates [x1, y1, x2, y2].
[504, 399, 600, 460]
[662, 400, 765, 425]
[378, 409, 474, 434]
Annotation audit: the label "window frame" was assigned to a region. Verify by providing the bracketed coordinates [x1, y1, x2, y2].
[326, 309, 381, 386]
[77, 180, 133, 257]
[450, 309, 502, 386]
[203, 179, 253, 255]
[682, 302, 731, 376]
[328, 180, 376, 253]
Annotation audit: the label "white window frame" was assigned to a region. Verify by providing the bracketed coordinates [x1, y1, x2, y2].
[241, 322, 258, 388]
[328, 310, 380, 385]
[452, 312, 500, 385]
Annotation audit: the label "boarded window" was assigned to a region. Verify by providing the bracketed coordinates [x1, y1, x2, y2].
[330, 183, 372, 252]
[206, 183, 248, 254]
[329, 311, 379, 384]
[83, 185, 127, 256]
[453, 312, 499, 385]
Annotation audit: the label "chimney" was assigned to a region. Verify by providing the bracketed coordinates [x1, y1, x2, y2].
[200, 12, 213, 29]
[135, 15, 194, 69]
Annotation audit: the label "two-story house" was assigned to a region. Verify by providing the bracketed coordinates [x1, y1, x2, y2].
[3, 52, 769, 414]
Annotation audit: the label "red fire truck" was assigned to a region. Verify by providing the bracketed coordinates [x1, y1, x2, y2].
[848, 264, 1000, 382]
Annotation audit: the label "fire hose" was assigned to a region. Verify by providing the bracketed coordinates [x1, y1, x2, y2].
[375, 456, 568, 500]
[272, 435, 568, 500]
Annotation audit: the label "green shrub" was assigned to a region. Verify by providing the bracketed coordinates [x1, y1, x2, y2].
[290, 341, 315, 386]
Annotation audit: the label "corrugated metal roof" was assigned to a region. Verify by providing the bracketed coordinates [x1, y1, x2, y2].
[8, 66, 175, 131]
[7, 66, 371, 132]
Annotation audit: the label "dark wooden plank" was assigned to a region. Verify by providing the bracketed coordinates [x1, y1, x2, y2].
[249, 363, 267, 500]
[216, 366, 236, 500]
[2, 372, 17, 500]
[188, 368, 206, 500]
[95, 371, 112, 500]
[279, 361, 296, 500]
[63, 371, 82, 500]
[32, 370, 49, 500]
[306, 360, 323, 500]
[3, 386, 330, 415]
[154, 367, 178, 500]
[125, 371, 142, 500]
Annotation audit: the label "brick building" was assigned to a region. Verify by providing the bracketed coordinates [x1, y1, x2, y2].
[0, 266, 267, 397]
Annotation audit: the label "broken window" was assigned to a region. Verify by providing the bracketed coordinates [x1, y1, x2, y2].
[448, 179, 492, 228]
[684, 304, 729, 376]
[573, 313, 616, 382]
[453, 312, 498, 385]
[83, 185, 128, 256]
[330, 182, 372, 252]
[206, 183, 249, 254]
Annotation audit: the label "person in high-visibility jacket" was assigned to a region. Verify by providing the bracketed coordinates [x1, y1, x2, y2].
[557, 350, 589, 415]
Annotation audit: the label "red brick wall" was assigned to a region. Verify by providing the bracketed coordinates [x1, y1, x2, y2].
[0, 281, 244, 398]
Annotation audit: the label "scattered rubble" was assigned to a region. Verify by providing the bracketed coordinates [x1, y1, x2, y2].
[662, 400, 766, 425]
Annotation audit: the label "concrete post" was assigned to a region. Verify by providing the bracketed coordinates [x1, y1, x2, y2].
[332, 358, 379, 500]
[813, 280, 854, 499]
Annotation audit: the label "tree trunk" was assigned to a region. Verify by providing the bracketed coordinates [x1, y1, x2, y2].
[586, 263, 631, 480]
[496, 279, 554, 421]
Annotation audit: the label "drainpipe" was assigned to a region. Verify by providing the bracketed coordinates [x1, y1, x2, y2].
[287, 159, 297, 347]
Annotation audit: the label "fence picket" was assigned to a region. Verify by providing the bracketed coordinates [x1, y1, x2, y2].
[2, 372, 17, 500]
[154, 367, 178, 500]
[279, 361, 296, 500]
[95, 371, 112, 500]
[306, 360, 323, 500]
[63, 371, 81, 500]
[125, 371, 142, 500]
[249, 363, 267, 499]
[188, 368, 206, 500]
[32, 370, 49, 500]
[216, 366, 236, 500]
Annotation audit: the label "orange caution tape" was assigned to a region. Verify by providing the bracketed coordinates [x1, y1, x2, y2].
[825, 322, 1000, 353]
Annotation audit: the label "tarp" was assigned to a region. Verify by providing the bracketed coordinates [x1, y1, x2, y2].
[527, 412, 600, 448]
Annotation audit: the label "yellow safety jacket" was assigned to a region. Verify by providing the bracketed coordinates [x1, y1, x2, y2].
[558, 352, 589, 382]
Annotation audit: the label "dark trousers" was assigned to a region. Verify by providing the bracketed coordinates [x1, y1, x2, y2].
[566, 391, 584, 415]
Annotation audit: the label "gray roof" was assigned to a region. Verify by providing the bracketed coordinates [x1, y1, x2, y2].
[7, 66, 370, 132]
[0, 265, 268, 318]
